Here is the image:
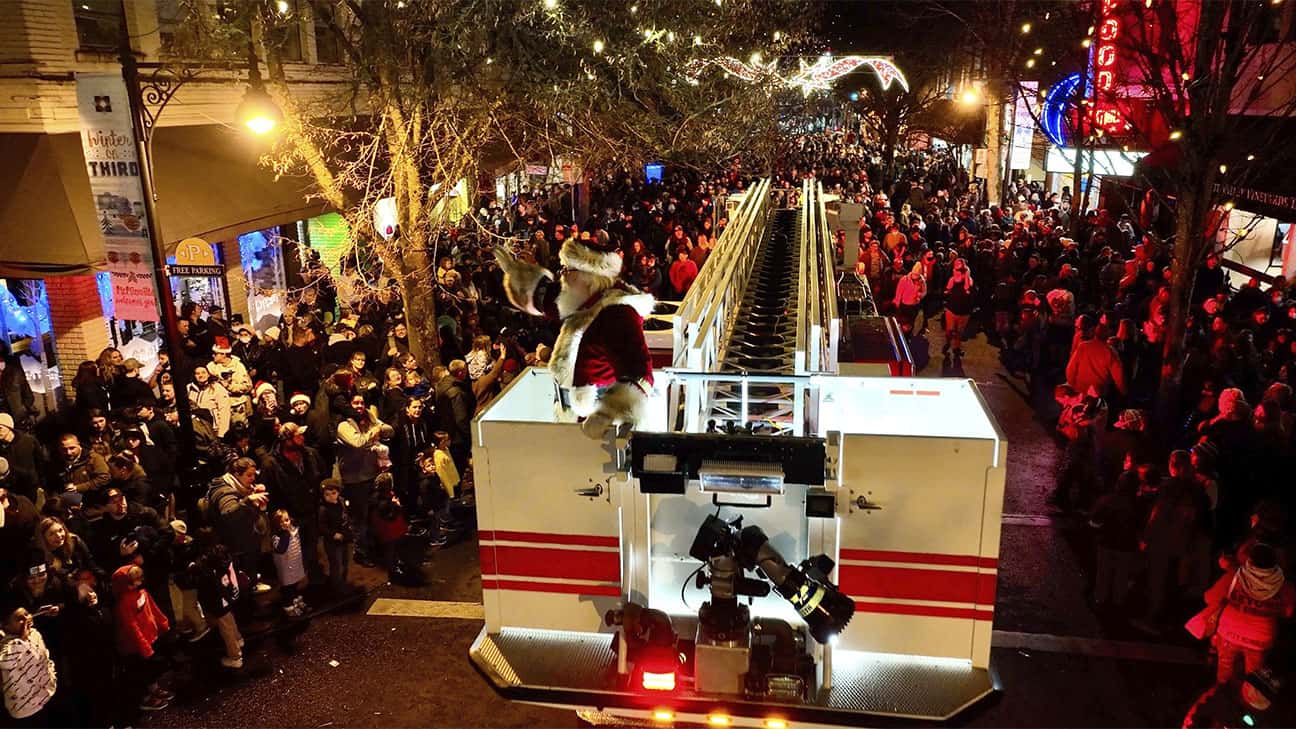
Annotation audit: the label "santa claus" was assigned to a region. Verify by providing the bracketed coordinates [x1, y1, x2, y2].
[494, 231, 654, 439]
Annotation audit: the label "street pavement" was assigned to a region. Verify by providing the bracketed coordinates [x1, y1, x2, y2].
[145, 328, 1220, 728]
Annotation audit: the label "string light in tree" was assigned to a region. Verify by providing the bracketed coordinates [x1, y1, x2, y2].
[684, 54, 907, 96]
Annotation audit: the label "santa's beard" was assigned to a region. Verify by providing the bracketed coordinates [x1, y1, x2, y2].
[557, 271, 615, 318]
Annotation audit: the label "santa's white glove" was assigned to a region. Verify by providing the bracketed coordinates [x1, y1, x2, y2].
[494, 248, 552, 316]
[581, 411, 614, 440]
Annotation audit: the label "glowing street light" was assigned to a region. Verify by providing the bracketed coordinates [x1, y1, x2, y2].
[960, 89, 980, 105]
[236, 85, 282, 136]
[592, 39, 605, 53]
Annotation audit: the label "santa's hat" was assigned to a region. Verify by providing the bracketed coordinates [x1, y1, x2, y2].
[290, 393, 312, 408]
[254, 382, 276, 401]
[559, 230, 622, 279]
[212, 336, 232, 354]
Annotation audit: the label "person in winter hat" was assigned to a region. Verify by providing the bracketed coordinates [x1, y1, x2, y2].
[1205, 543, 1296, 685]
[495, 229, 654, 439]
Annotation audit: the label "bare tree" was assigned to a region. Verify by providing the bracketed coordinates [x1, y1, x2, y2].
[223, 0, 814, 367]
[1105, 0, 1296, 416]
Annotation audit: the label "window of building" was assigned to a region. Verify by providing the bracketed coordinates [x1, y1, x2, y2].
[313, 8, 342, 64]
[73, 0, 125, 51]
[156, 0, 182, 53]
[266, 0, 304, 62]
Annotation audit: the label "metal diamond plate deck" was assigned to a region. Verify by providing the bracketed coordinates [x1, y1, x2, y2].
[471, 628, 996, 722]
[820, 650, 995, 719]
[473, 628, 620, 691]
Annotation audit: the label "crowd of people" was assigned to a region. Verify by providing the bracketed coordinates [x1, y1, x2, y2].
[0, 156, 748, 726]
[792, 129, 1296, 703]
[3, 126, 1294, 723]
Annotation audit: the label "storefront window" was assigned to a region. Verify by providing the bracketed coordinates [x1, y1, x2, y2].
[72, 0, 124, 52]
[1, 279, 57, 415]
[240, 228, 288, 332]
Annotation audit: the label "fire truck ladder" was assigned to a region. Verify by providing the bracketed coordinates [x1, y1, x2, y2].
[670, 178, 841, 435]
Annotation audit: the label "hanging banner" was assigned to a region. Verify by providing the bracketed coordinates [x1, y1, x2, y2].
[1009, 81, 1038, 171]
[76, 72, 159, 322]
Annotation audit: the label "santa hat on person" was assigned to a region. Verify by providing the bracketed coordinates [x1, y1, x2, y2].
[289, 393, 312, 409]
[254, 382, 276, 401]
[559, 229, 623, 280]
[212, 336, 232, 354]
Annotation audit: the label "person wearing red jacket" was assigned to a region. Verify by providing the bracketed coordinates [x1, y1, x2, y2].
[668, 249, 699, 298]
[1204, 544, 1296, 686]
[112, 564, 173, 712]
[1066, 315, 1127, 399]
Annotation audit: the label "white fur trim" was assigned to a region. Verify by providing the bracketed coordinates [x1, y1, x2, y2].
[549, 286, 655, 388]
[569, 385, 599, 418]
[592, 382, 646, 426]
[560, 239, 623, 279]
[496, 252, 554, 316]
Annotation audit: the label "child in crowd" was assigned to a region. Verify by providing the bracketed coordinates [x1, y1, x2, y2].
[166, 519, 208, 640]
[193, 529, 244, 669]
[271, 509, 308, 618]
[111, 564, 173, 713]
[368, 473, 408, 573]
[319, 479, 353, 594]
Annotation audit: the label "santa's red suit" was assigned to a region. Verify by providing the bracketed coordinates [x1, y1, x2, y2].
[495, 232, 654, 437]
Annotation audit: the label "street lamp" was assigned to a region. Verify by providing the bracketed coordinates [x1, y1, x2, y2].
[116, 4, 281, 484]
[236, 84, 283, 136]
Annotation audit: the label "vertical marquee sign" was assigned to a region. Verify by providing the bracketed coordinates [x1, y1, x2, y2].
[1091, 0, 1132, 136]
[76, 73, 160, 322]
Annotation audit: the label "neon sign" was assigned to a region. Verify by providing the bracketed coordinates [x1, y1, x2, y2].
[1042, 73, 1083, 147]
[1091, 0, 1130, 135]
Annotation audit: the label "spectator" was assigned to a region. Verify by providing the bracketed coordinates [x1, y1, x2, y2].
[336, 393, 393, 566]
[893, 262, 927, 334]
[436, 361, 476, 476]
[204, 457, 269, 580]
[0, 348, 36, 426]
[111, 564, 172, 713]
[318, 479, 352, 594]
[1067, 314, 1127, 400]
[55, 434, 109, 506]
[189, 365, 233, 438]
[943, 260, 975, 357]
[669, 248, 699, 298]
[192, 529, 244, 669]
[1136, 450, 1210, 632]
[270, 509, 308, 617]
[0, 600, 57, 724]
[260, 422, 325, 585]
[1205, 543, 1296, 686]
[0, 415, 46, 499]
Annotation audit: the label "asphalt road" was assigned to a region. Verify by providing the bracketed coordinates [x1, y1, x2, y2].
[145, 328, 1223, 728]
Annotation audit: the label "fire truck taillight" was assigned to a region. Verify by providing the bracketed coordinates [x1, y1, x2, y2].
[765, 719, 788, 729]
[642, 671, 677, 691]
[652, 709, 675, 722]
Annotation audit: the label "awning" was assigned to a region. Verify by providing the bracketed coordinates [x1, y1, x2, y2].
[0, 133, 108, 278]
[150, 124, 328, 250]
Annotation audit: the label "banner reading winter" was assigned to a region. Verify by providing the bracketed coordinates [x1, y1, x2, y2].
[76, 72, 159, 322]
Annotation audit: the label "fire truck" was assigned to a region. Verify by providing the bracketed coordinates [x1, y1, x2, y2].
[470, 179, 1007, 727]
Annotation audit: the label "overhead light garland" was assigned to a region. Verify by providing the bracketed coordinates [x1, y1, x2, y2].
[684, 54, 908, 96]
